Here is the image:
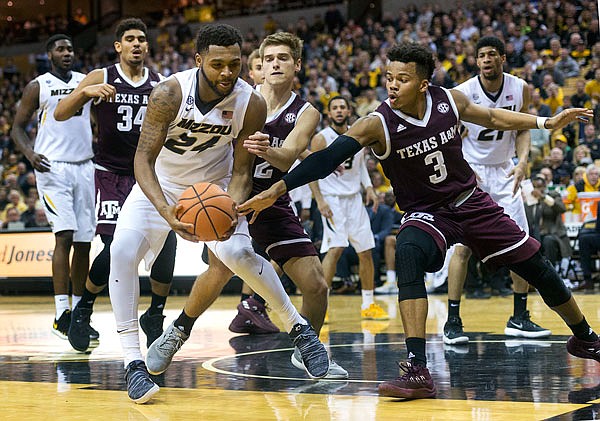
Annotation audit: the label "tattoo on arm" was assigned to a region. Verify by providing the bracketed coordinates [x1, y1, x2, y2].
[137, 81, 179, 156]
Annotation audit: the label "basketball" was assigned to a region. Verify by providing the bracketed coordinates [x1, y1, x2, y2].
[176, 182, 237, 241]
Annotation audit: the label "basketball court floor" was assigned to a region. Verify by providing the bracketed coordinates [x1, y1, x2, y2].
[2, 292, 600, 420]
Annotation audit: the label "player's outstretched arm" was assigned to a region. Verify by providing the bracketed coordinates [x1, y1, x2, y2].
[11, 80, 51, 172]
[229, 90, 267, 205]
[243, 105, 321, 172]
[54, 69, 115, 120]
[452, 88, 594, 131]
[239, 114, 385, 222]
[134, 78, 196, 241]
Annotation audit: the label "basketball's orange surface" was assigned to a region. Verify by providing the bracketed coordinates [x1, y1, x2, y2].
[176, 182, 236, 241]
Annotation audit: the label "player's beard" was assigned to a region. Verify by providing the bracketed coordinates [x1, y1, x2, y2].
[332, 116, 348, 128]
[201, 65, 235, 98]
[51, 55, 72, 73]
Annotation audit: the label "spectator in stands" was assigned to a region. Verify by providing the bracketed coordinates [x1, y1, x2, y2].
[539, 167, 555, 187]
[530, 90, 552, 117]
[571, 79, 593, 110]
[2, 152, 19, 179]
[573, 166, 586, 184]
[540, 80, 565, 115]
[337, 69, 360, 98]
[19, 171, 36, 197]
[505, 42, 525, 70]
[556, 48, 581, 79]
[554, 133, 573, 163]
[432, 63, 456, 88]
[5, 188, 26, 214]
[580, 124, 600, 161]
[585, 68, 600, 103]
[356, 89, 379, 117]
[0, 186, 8, 216]
[26, 207, 49, 228]
[19, 195, 37, 227]
[571, 38, 592, 67]
[375, 192, 403, 294]
[572, 144, 593, 167]
[575, 217, 600, 292]
[1, 206, 21, 229]
[367, 198, 395, 289]
[525, 175, 572, 273]
[565, 164, 600, 215]
[549, 147, 573, 186]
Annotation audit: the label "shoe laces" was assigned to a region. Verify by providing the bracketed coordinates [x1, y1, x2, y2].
[157, 328, 186, 354]
[293, 329, 321, 361]
[397, 361, 429, 384]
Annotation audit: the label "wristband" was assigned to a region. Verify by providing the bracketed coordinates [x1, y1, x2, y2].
[536, 117, 548, 129]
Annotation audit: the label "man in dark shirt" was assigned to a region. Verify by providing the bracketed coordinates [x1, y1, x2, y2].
[240, 42, 599, 401]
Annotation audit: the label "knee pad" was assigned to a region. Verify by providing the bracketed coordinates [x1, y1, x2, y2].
[150, 231, 177, 283]
[509, 252, 571, 307]
[396, 243, 428, 301]
[395, 227, 443, 301]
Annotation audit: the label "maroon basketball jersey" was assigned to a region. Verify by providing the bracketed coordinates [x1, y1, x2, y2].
[94, 64, 161, 175]
[251, 91, 310, 207]
[372, 86, 477, 212]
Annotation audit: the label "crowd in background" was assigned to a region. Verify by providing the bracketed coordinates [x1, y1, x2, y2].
[0, 0, 599, 283]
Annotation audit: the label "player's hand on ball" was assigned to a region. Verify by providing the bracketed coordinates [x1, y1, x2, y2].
[168, 204, 200, 242]
[238, 193, 276, 224]
[176, 182, 237, 241]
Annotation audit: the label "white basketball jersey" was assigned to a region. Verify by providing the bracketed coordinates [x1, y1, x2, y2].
[456, 73, 526, 165]
[317, 126, 368, 196]
[155, 69, 252, 188]
[35, 72, 93, 162]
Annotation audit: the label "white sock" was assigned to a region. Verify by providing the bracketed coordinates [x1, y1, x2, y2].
[109, 229, 148, 367]
[361, 289, 374, 310]
[386, 270, 396, 285]
[71, 295, 82, 309]
[54, 295, 70, 319]
[210, 228, 305, 332]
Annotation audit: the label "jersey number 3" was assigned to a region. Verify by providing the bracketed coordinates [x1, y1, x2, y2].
[424, 150, 447, 184]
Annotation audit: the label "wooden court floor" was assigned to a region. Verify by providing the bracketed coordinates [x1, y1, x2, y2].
[2, 292, 600, 420]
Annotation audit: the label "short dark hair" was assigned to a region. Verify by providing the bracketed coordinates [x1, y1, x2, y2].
[46, 34, 72, 52]
[387, 42, 435, 81]
[195, 24, 243, 55]
[327, 95, 350, 110]
[476, 36, 505, 56]
[115, 18, 147, 41]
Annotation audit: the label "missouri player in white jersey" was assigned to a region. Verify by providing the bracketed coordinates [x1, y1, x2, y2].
[107, 24, 329, 404]
[443, 36, 551, 346]
[311, 96, 388, 321]
[11, 34, 95, 342]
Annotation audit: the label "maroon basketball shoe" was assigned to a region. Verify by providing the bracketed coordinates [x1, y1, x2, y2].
[228, 297, 280, 334]
[567, 336, 600, 362]
[378, 361, 437, 399]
